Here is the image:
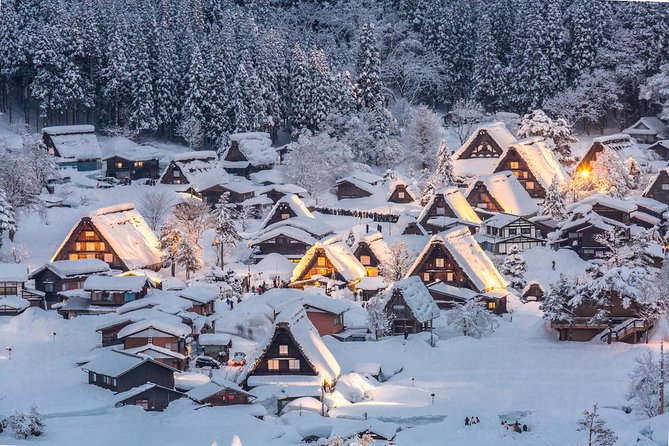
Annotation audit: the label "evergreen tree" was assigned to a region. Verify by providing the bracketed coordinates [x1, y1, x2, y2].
[355, 22, 384, 110]
[158, 218, 181, 277]
[128, 33, 156, 132]
[539, 178, 568, 221]
[471, 8, 503, 110]
[177, 237, 202, 280]
[154, 30, 180, 134]
[540, 274, 575, 323]
[181, 43, 207, 130]
[567, 0, 610, 83]
[0, 189, 17, 248]
[309, 48, 333, 131]
[421, 142, 456, 204]
[290, 44, 312, 132]
[211, 193, 240, 269]
[403, 105, 442, 170]
[445, 299, 497, 338]
[500, 245, 527, 291]
[626, 350, 666, 418]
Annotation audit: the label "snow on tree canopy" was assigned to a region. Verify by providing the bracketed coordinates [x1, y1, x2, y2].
[383, 276, 440, 323]
[237, 304, 341, 386]
[0, 263, 28, 282]
[227, 132, 276, 166]
[43, 125, 102, 161]
[83, 274, 149, 292]
[465, 172, 539, 217]
[504, 138, 568, 190]
[407, 226, 508, 292]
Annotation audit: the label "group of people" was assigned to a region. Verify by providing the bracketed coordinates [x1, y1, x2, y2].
[502, 420, 528, 433]
[225, 297, 241, 310]
[464, 417, 480, 426]
[314, 207, 399, 223]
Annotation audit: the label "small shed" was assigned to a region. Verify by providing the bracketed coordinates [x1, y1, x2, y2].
[186, 380, 254, 406]
[383, 277, 440, 335]
[114, 383, 184, 411]
[42, 125, 102, 171]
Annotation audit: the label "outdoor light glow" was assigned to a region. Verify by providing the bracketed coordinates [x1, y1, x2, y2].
[580, 169, 590, 179]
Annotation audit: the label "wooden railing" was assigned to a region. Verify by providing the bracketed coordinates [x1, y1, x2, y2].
[600, 318, 651, 343]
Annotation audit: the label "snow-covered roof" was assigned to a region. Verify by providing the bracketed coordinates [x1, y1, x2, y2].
[262, 216, 333, 239]
[505, 139, 568, 190]
[81, 349, 175, 377]
[251, 225, 318, 247]
[124, 343, 186, 360]
[116, 318, 192, 339]
[31, 259, 110, 279]
[426, 282, 479, 300]
[290, 240, 367, 283]
[83, 274, 149, 292]
[482, 213, 522, 229]
[453, 122, 516, 160]
[228, 132, 276, 166]
[261, 194, 314, 229]
[0, 295, 30, 311]
[114, 383, 182, 405]
[336, 171, 383, 187]
[170, 150, 218, 162]
[0, 263, 28, 282]
[186, 379, 252, 403]
[418, 186, 482, 226]
[623, 117, 666, 136]
[43, 125, 102, 160]
[101, 136, 161, 161]
[407, 226, 507, 292]
[558, 212, 628, 233]
[384, 276, 440, 323]
[197, 333, 232, 346]
[53, 204, 162, 270]
[643, 167, 669, 196]
[237, 305, 340, 386]
[257, 183, 307, 197]
[465, 172, 539, 217]
[633, 196, 668, 215]
[336, 419, 399, 441]
[577, 194, 637, 214]
[301, 293, 350, 315]
[177, 286, 219, 304]
[250, 169, 284, 185]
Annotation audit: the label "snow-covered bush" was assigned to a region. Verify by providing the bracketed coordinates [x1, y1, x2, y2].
[139, 190, 174, 231]
[500, 246, 526, 291]
[517, 109, 577, 164]
[6, 406, 44, 439]
[626, 350, 666, 418]
[445, 299, 497, 338]
[366, 296, 393, 340]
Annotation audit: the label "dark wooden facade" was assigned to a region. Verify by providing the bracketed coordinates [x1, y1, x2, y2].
[160, 161, 189, 184]
[121, 328, 188, 356]
[466, 182, 504, 213]
[409, 242, 472, 287]
[252, 234, 311, 263]
[336, 181, 373, 200]
[87, 360, 175, 392]
[304, 306, 345, 337]
[648, 141, 669, 161]
[116, 385, 184, 411]
[353, 242, 381, 277]
[191, 387, 252, 406]
[384, 288, 433, 335]
[245, 322, 318, 377]
[264, 202, 299, 227]
[458, 129, 505, 159]
[643, 170, 669, 205]
[105, 156, 160, 181]
[522, 283, 545, 301]
[553, 221, 629, 260]
[388, 184, 414, 203]
[200, 184, 254, 207]
[419, 193, 468, 234]
[52, 218, 125, 270]
[97, 320, 133, 347]
[291, 248, 346, 285]
[480, 217, 545, 254]
[89, 285, 149, 306]
[30, 268, 97, 303]
[494, 147, 546, 198]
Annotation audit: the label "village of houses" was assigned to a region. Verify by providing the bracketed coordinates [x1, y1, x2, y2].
[2, 116, 669, 445]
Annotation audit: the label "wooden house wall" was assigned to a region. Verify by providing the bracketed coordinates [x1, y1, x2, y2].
[299, 249, 344, 282]
[420, 194, 460, 232]
[409, 243, 472, 288]
[201, 389, 251, 406]
[306, 310, 344, 336]
[254, 236, 310, 258]
[576, 142, 605, 172]
[100, 321, 133, 347]
[118, 386, 183, 411]
[88, 361, 174, 392]
[388, 185, 414, 203]
[106, 156, 160, 180]
[123, 333, 186, 355]
[336, 181, 373, 200]
[265, 203, 298, 226]
[649, 143, 669, 161]
[494, 148, 546, 198]
[89, 286, 147, 306]
[384, 289, 425, 335]
[458, 130, 505, 159]
[249, 326, 318, 376]
[555, 224, 625, 260]
[643, 171, 669, 205]
[590, 204, 630, 225]
[466, 183, 503, 213]
[201, 187, 254, 207]
[53, 218, 126, 270]
[224, 142, 249, 162]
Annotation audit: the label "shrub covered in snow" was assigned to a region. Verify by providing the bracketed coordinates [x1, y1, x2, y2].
[445, 299, 497, 338]
[4, 405, 45, 439]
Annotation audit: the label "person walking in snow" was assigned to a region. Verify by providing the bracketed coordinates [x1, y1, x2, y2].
[403, 330, 408, 340]
[465, 417, 470, 426]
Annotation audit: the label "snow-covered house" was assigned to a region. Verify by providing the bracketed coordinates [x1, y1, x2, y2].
[493, 138, 568, 199]
[102, 136, 161, 181]
[574, 194, 666, 229]
[549, 212, 630, 260]
[176, 286, 218, 316]
[465, 172, 539, 218]
[383, 276, 440, 335]
[116, 318, 192, 356]
[290, 240, 367, 291]
[261, 194, 314, 229]
[351, 231, 389, 278]
[82, 349, 177, 392]
[257, 183, 309, 204]
[575, 134, 641, 174]
[452, 122, 517, 178]
[623, 116, 667, 144]
[221, 132, 276, 177]
[0, 263, 42, 315]
[522, 281, 545, 301]
[124, 343, 187, 371]
[426, 281, 508, 314]
[643, 167, 669, 205]
[386, 178, 418, 204]
[114, 382, 185, 411]
[29, 258, 111, 304]
[160, 150, 220, 185]
[647, 140, 669, 160]
[42, 125, 102, 171]
[476, 213, 546, 254]
[84, 275, 152, 306]
[335, 171, 384, 200]
[406, 226, 508, 303]
[418, 186, 482, 234]
[250, 217, 334, 263]
[51, 204, 163, 272]
[194, 179, 257, 206]
[186, 380, 254, 406]
[237, 305, 340, 398]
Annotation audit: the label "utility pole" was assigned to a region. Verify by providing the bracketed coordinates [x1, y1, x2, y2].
[660, 341, 665, 415]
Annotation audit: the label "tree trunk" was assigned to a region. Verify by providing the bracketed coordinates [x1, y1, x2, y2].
[171, 258, 176, 277]
[23, 85, 30, 125]
[220, 244, 225, 270]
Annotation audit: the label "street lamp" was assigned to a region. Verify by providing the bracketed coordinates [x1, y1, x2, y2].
[6, 347, 12, 360]
[411, 377, 414, 387]
[431, 393, 435, 405]
[52, 331, 57, 342]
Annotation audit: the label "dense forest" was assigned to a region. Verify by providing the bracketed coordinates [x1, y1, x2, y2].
[0, 0, 668, 158]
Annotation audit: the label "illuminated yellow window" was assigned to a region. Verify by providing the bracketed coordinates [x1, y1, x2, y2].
[85, 242, 96, 251]
[279, 345, 288, 355]
[84, 231, 95, 239]
[435, 258, 445, 268]
[134, 161, 144, 168]
[104, 253, 113, 263]
[116, 162, 123, 169]
[75, 242, 82, 251]
[398, 191, 405, 199]
[526, 181, 535, 190]
[68, 254, 79, 260]
[423, 273, 431, 282]
[289, 359, 300, 370]
[268, 359, 280, 371]
[360, 255, 371, 266]
[487, 301, 496, 310]
[510, 161, 520, 169]
[317, 256, 326, 267]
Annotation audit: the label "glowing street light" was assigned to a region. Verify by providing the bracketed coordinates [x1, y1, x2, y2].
[579, 169, 590, 179]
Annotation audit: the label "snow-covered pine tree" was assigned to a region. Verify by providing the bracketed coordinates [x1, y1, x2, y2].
[101, 22, 132, 128]
[471, 8, 503, 111]
[500, 245, 526, 291]
[290, 44, 312, 133]
[378, 241, 412, 281]
[576, 403, 617, 446]
[0, 188, 17, 248]
[539, 178, 567, 221]
[211, 192, 241, 269]
[445, 299, 497, 338]
[309, 48, 334, 131]
[626, 350, 666, 418]
[640, 63, 669, 121]
[181, 42, 207, 133]
[27, 405, 44, 437]
[154, 29, 180, 136]
[158, 218, 182, 277]
[366, 295, 393, 340]
[540, 274, 575, 323]
[517, 110, 576, 164]
[355, 22, 384, 110]
[421, 142, 456, 205]
[177, 237, 202, 280]
[567, 0, 611, 83]
[128, 31, 156, 133]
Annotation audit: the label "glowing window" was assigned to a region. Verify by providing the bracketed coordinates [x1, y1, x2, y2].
[134, 161, 144, 168]
[289, 359, 300, 370]
[317, 257, 326, 267]
[281, 213, 290, 220]
[104, 253, 114, 263]
[526, 181, 535, 190]
[446, 272, 454, 281]
[360, 255, 371, 266]
[268, 359, 280, 371]
[279, 345, 288, 356]
[398, 191, 405, 199]
[85, 242, 96, 251]
[423, 273, 431, 282]
[435, 258, 445, 268]
[510, 161, 520, 169]
[116, 162, 123, 169]
[487, 301, 496, 310]
[84, 231, 95, 239]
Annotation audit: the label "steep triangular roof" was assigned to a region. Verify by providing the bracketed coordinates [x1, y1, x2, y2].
[453, 122, 516, 160]
[261, 194, 314, 229]
[465, 172, 539, 217]
[383, 276, 440, 323]
[290, 240, 367, 284]
[417, 186, 482, 226]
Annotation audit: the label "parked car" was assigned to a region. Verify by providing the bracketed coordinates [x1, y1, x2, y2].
[194, 356, 221, 369]
[228, 352, 247, 367]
